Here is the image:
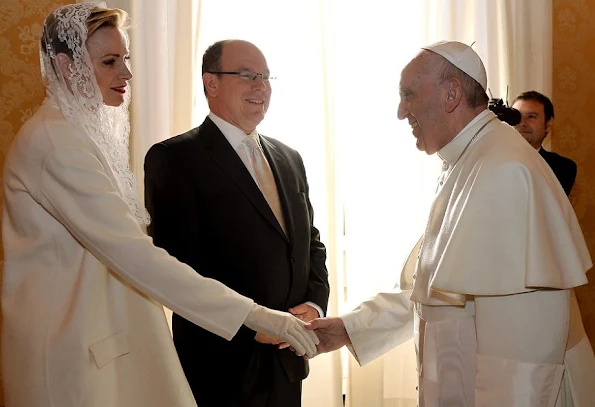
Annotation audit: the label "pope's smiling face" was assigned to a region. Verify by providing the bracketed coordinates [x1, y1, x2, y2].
[397, 52, 450, 155]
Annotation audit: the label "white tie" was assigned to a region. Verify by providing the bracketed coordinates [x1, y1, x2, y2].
[243, 136, 287, 234]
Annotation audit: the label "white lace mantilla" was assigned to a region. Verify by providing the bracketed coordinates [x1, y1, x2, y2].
[40, 2, 150, 225]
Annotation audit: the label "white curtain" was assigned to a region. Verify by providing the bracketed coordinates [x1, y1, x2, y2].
[94, 0, 200, 328]
[91, 0, 552, 405]
[94, 0, 198, 193]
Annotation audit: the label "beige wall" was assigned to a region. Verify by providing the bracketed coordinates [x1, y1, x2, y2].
[0, 1, 72, 404]
[553, 0, 595, 344]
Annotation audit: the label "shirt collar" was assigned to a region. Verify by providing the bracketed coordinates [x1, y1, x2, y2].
[208, 112, 259, 150]
[437, 109, 494, 164]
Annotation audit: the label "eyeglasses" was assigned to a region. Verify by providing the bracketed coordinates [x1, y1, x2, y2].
[208, 71, 276, 81]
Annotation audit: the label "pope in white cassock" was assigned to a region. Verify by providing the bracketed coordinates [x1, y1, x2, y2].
[307, 41, 595, 406]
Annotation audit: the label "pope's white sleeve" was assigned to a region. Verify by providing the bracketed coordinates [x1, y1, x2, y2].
[37, 146, 254, 341]
[341, 290, 414, 366]
[474, 289, 569, 406]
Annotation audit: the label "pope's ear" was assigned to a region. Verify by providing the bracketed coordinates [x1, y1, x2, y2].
[444, 78, 463, 113]
[203, 72, 218, 97]
[56, 53, 72, 79]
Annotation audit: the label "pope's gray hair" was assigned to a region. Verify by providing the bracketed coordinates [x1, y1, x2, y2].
[425, 51, 488, 108]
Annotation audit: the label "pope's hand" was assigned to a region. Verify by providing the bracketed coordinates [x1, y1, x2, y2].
[305, 317, 350, 357]
[244, 304, 319, 357]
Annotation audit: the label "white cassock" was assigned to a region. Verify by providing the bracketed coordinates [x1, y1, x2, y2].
[342, 110, 595, 407]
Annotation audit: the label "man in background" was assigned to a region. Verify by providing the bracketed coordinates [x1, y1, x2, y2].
[144, 39, 329, 406]
[513, 90, 577, 195]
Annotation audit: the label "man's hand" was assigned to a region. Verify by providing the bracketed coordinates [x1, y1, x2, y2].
[306, 317, 351, 356]
[289, 303, 319, 322]
[254, 332, 283, 345]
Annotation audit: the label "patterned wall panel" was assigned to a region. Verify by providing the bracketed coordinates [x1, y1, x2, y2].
[553, 0, 595, 344]
[0, 0, 72, 404]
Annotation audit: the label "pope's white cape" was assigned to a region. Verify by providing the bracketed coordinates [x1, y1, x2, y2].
[411, 112, 590, 306]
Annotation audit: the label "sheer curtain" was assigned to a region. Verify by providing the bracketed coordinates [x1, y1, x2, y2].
[94, 0, 551, 405]
[92, 0, 200, 329]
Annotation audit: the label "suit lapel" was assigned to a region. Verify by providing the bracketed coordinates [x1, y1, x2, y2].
[539, 147, 547, 160]
[196, 118, 288, 241]
[260, 136, 295, 243]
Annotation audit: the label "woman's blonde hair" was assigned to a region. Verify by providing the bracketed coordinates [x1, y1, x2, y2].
[86, 7, 129, 37]
[41, 6, 129, 58]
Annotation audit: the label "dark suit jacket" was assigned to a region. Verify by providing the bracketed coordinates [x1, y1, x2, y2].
[144, 117, 329, 403]
[539, 147, 577, 196]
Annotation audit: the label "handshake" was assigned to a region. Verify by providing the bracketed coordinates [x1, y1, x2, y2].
[243, 304, 349, 358]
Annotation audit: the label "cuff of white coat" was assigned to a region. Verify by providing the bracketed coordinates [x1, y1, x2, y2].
[475, 353, 565, 406]
[225, 298, 256, 340]
[304, 301, 324, 318]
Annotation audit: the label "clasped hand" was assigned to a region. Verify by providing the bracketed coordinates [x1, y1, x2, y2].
[277, 317, 351, 359]
[245, 305, 350, 359]
[255, 303, 319, 345]
[243, 304, 319, 357]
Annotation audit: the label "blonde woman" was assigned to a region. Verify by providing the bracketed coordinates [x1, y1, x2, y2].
[1, 3, 317, 406]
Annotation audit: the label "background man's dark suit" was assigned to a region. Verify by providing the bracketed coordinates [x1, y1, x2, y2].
[539, 147, 577, 196]
[144, 116, 329, 406]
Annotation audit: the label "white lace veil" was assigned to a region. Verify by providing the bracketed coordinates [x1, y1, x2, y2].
[40, 2, 150, 225]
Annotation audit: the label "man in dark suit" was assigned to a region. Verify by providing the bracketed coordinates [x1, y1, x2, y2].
[144, 39, 329, 407]
[512, 91, 577, 195]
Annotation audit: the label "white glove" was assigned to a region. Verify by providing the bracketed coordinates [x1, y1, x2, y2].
[243, 304, 319, 357]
